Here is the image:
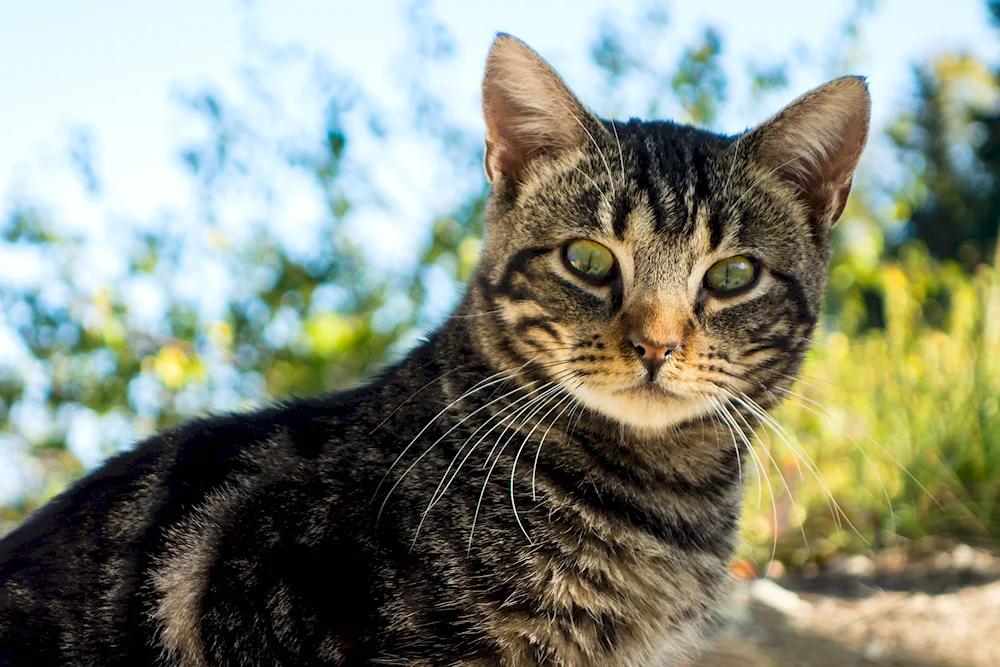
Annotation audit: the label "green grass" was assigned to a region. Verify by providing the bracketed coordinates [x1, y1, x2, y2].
[742, 247, 1000, 566]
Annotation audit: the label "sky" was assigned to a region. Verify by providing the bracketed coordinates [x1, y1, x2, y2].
[0, 0, 996, 227]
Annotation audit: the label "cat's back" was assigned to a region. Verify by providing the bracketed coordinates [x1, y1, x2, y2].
[0, 382, 390, 666]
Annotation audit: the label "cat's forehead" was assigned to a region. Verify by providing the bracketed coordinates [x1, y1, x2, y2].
[615, 118, 733, 158]
[574, 120, 803, 248]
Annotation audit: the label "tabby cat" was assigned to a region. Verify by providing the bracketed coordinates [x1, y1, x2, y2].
[0, 34, 869, 666]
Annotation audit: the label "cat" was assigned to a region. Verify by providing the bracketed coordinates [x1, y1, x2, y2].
[0, 33, 869, 666]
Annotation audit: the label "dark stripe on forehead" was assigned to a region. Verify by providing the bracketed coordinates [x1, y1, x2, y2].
[611, 195, 630, 240]
[571, 179, 609, 233]
[707, 209, 726, 250]
[675, 146, 695, 238]
[629, 122, 669, 237]
[528, 176, 606, 234]
[691, 146, 714, 242]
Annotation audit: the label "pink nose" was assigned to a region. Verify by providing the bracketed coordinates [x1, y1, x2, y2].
[629, 334, 679, 371]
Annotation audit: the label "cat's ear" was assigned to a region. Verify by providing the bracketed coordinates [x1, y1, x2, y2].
[481, 34, 597, 187]
[746, 76, 871, 228]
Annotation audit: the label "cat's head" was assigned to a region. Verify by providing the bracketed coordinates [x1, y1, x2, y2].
[469, 34, 870, 433]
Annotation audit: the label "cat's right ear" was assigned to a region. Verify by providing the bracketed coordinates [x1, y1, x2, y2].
[481, 34, 597, 189]
[745, 76, 871, 229]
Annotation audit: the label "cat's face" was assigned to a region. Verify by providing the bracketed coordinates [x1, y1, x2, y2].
[472, 35, 870, 433]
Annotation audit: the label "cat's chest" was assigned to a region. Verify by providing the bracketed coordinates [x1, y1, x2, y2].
[487, 522, 729, 665]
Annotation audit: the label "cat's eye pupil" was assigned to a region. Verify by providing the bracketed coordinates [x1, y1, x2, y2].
[565, 240, 614, 282]
[704, 255, 757, 293]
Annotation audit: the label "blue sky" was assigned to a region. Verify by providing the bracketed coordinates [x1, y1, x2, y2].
[1, 0, 996, 225]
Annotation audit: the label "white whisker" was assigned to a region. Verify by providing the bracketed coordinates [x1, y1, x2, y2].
[558, 101, 616, 199]
[722, 132, 743, 198]
[509, 389, 573, 542]
[531, 393, 580, 501]
[378, 369, 545, 525]
[715, 397, 778, 566]
[611, 120, 625, 184]
[468, 385, 568, 552]
[774, 384, 942, 511]
[415, 379, 564, 539]
[724, 392, 810, 551]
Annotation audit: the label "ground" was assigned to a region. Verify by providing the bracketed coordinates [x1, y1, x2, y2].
[686, 541, 1000, 667]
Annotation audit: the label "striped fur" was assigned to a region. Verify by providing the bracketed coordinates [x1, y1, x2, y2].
[0, 34, 869, 666]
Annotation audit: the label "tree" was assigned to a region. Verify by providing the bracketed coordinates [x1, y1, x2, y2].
[889, 4, 1000, 267]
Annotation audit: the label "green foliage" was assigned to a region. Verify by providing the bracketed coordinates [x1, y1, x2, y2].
[741, 244, 1000, 566]
[670, 27, 726, 126]
[889, 53, 1000, 267]
[888, 1, 1000, 268]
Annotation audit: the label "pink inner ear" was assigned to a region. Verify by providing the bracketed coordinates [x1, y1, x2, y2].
[480, 35, 595, 187]
[482, 87, 583, 186]
[483, 97, 532, 184]
[749, 76, 871, 227]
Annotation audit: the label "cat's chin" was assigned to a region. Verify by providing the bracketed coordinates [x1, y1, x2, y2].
[568, 382, 713, 434]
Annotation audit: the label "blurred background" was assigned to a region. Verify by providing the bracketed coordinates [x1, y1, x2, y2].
[2, 1, 999, 663]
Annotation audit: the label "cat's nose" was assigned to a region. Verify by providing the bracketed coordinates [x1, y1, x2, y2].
[629, 334, 679, 371]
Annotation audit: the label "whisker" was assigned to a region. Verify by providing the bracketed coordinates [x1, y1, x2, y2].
[768, 382, 941, 509]
[708, 397, 743, 489]
[572, 165, 607, 201]
[374, 365, 529, 508]
[722, 132, 743, 198]
[493, 384, 568, 469]
[776, 386, 942, 512]
[418, 377, 563, 518]
[558, 100, 616, 199]
[723, 391, 811, 551]
[770, 389, 896, 530]
[719, 354, 939, 522]
[715, 397, 778, 566]
[413, 383, 566, 550]
[531, 392, 580, 501]
[509, 389, 575, 542]
[611, 121, 625, 184]
[468, 384, 571, 552]
[370, 360, 481, 434]
[423, 379, 563, 517]
[378, 363, 549, 525]
[712, 395, 765, 508]
[728, 388, 865, 544]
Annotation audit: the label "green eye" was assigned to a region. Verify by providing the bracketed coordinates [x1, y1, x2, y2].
[704, 255, 757, 293]
[564, 240, 615, 282]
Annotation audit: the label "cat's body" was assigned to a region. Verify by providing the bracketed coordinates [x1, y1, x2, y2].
[0, 314, 738, 666]
[0, 35, 870, 666]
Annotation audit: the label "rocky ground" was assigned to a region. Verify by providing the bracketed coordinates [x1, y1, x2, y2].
[685, 542, 1000, 667]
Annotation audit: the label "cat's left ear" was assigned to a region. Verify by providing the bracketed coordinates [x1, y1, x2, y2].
[746, 76, 871, 228]
[481, 34, 601, 190]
